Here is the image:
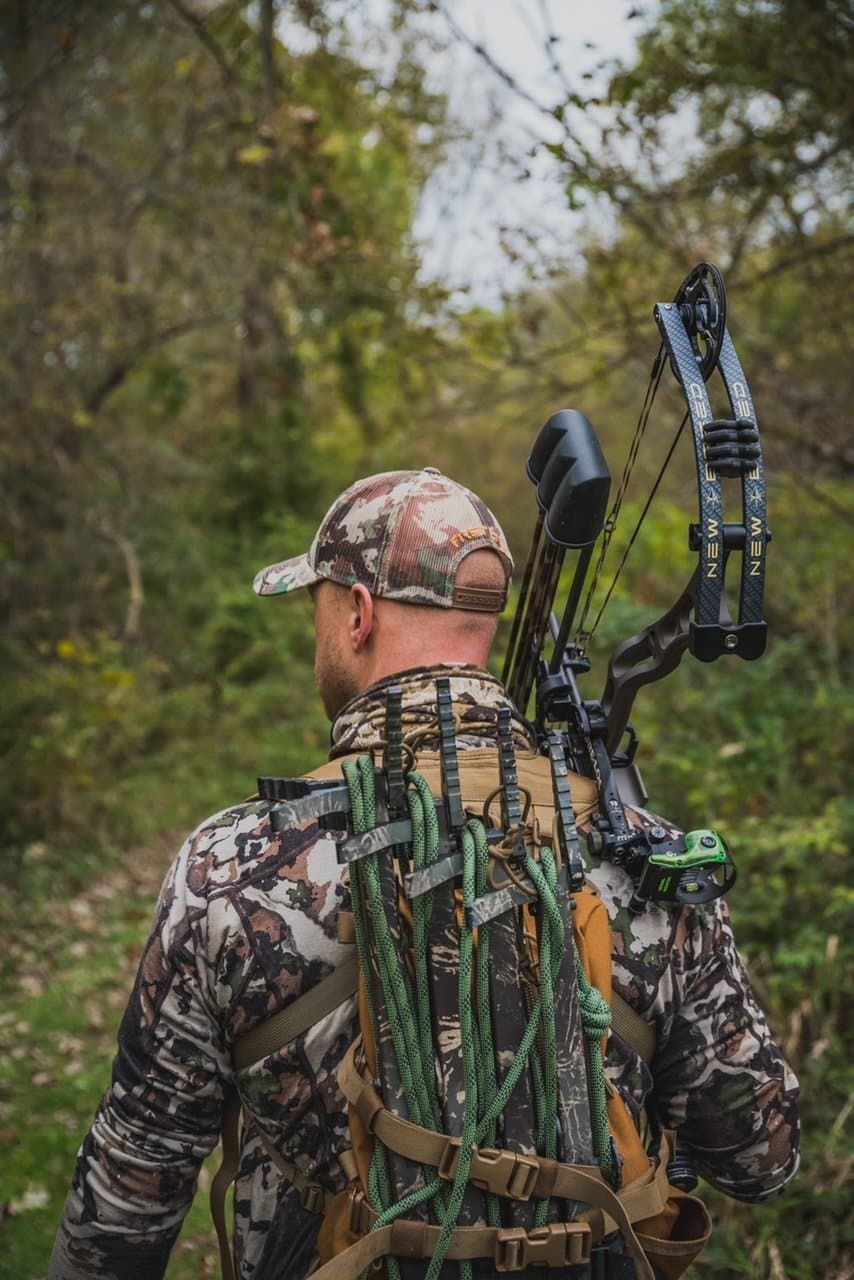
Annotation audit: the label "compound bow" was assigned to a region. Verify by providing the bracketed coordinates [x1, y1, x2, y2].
[503, 262, 768, 913]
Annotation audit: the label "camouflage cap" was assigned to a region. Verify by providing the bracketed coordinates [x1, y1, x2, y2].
[253, 468, 513, 611]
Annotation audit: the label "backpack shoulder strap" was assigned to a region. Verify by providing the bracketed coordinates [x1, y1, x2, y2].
[229, 926, 654, 1071]
[232, 949, 359, 1071]
[212, 950, 361, 1280]
[610, 989, 657, 1065]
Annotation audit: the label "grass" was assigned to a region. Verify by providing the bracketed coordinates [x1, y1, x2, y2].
[0, 836, 223, 1279]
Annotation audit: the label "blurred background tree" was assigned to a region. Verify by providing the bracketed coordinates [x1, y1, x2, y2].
[1, 1, 850, 1276]
[1, 0, 454, 855]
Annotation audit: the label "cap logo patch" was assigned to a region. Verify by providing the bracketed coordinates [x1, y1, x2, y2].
[450, 526, 507, 550]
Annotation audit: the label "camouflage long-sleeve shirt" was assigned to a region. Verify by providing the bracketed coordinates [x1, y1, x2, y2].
[49, 667, 799, 1280]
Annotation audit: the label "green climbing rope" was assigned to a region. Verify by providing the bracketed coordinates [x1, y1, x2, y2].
[576, 955, 617, 1184]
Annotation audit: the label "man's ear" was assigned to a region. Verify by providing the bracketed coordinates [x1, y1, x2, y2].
[348, 583, 375, 653]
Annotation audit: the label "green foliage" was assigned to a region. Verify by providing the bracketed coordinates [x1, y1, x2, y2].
[1, 1, 851, 1276]
[609, 0, 852, 217]
[0, 844, 222, 1278]
[0, 0, 450, 865]
[0, 3, 456, 1268]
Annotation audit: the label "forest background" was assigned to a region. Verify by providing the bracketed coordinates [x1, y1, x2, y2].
[0, 1, 850, 1277]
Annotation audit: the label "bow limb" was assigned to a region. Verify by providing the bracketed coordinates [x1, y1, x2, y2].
[592, 263, 769, 761]
[653, 299, 726, 636]
[654, 265, 769, 664]
[716, 328, 768, 654]
[600, 569, 697, 759]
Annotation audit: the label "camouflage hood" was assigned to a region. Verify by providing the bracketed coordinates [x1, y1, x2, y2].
[329, 665, 536, 758]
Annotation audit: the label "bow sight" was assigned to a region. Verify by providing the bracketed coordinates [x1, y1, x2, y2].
[503, 262, 767, 912]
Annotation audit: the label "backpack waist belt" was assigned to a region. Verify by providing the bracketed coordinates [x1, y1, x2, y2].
[331, 1040, 670, 1280]
[311, 1214, 595, 1278]
[341, 1040, 670, 1221]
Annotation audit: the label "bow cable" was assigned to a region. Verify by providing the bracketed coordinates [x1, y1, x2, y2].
[574, 343, 670, 649]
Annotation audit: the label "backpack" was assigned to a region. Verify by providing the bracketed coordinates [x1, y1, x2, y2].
[214, 679, 711, 1280]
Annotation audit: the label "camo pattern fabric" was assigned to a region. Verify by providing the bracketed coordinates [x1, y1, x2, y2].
[49, 666, 799, 1280]
[252, 469, 513, 610]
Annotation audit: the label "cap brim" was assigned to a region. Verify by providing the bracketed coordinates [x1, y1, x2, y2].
[253, 553, 321, 596]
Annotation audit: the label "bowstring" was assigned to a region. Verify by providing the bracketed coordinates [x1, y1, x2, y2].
[575, 344, 670, 649]
[583, 409, 689, 647]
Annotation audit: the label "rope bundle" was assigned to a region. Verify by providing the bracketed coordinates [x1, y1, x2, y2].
[342, 754, 614, 1280]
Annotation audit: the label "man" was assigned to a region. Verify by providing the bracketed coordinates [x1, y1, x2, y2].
[50, 468, 799, 1280]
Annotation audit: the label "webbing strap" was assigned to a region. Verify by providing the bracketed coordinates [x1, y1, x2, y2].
[211, 1090, 241, 1280]
[214, 960, 360, 1280]
[310, 1216, 595, 1280]
[211, 1091, 337, 1280]
[232, 949, 359, 1070]
[340, 1043, 668, 1230]
[254, 1127, 332, 1213]
[609, 991, 657, 1065]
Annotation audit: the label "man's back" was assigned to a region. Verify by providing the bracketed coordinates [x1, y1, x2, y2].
[50, 667, 798, 1280]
